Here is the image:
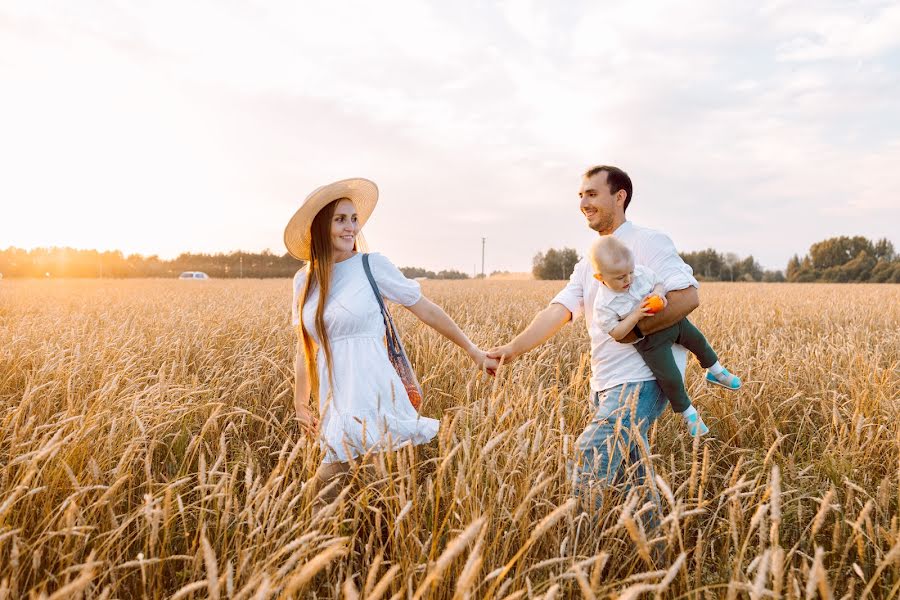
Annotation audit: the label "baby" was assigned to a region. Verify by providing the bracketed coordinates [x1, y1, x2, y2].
[589, 236, 741, 436]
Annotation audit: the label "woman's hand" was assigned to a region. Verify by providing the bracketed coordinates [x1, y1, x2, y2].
[486, 343, 518, 367]
[469, 347, 500, 376]
[295, 403, 319, 437]
[293, 340, 317, 436]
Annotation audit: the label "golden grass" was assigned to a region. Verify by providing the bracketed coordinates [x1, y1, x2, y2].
[0, 279, 898, 599]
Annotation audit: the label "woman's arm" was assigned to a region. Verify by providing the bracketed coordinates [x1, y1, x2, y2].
[487, 303, 572, 365]
[293, 340, 318, 434]
[405, 296, 497, 372]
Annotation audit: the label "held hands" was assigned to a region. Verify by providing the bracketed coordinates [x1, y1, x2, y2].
[470, 347, 501, 376]
[484, 343, 518, 372]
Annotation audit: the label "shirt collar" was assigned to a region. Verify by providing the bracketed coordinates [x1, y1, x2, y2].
[611, 220, 632, 238]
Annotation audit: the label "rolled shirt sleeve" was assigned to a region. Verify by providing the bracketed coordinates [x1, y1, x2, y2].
[550, 257, 587, 320]
[593, 305, 620, 334]
[642, 232, 698, 292]
[369, 253, 422, 306]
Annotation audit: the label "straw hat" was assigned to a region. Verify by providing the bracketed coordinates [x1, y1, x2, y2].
[283, 178, 378, 261]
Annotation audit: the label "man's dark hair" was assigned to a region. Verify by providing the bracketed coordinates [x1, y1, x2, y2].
[583, 165, 633, 212]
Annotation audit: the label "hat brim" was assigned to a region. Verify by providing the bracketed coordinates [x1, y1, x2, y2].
[284, 178, 378, 261]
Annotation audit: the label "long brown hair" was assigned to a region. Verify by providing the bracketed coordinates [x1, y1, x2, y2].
[297, 198, 354, 401]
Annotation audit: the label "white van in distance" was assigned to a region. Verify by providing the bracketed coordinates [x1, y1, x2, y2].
[178, 271, 210, 280]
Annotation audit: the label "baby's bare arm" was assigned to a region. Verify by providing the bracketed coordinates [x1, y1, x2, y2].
[609, 303, 654, 341]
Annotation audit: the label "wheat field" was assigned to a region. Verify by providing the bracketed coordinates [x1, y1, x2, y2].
[0, 279, 898, 599]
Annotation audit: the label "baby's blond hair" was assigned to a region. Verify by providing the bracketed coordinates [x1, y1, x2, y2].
[589, 236, 633, 274]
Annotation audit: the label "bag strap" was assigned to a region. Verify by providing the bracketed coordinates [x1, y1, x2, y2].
[362, 254, 402, 358]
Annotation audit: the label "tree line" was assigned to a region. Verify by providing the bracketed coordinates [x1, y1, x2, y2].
[397, 266, 470, 280]
[786, 236, 899, 283]
[678, 249, 783, 282]
[530, 245, 782, 282]
[3, 235, 896, 282]
[0, 247, 305, 279]
[0, 247, 472, 280]
[531, 235, 898, 282]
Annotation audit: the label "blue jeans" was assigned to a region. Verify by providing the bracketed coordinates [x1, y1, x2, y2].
[572, 380, 668, 517]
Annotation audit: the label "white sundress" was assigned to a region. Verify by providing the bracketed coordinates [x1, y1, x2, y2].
[291, 252, 440, 463]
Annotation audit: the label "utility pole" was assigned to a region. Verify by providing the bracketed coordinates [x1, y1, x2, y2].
[481, 237, 486, 278]
[239, 256, 243, 279]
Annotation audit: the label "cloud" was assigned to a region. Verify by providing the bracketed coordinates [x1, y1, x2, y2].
[772, 1, 900, 62]
[0, 0, 898, 271]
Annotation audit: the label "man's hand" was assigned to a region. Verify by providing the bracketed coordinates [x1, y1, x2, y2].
[482, 355, 500, 376]
[486, 343, 519, 367]
[469, 347, 501, 376]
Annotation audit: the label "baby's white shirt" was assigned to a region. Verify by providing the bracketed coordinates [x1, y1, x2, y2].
[591, 264, 660, 335]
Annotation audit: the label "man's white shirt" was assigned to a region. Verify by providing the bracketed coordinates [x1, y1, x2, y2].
[551, 221, 699, 392]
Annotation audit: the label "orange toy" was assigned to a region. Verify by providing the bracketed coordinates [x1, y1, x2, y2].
[643, 295, 665, 314]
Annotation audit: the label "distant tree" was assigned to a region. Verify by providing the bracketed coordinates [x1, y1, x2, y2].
[400, 266, 437, 279]
[791, 256, 819, 282]
[842, 251, 876, 282]
[762, 270, 785, 282]
[787, 235, 899, 282]
[435, 269, 469, 280]
[871, 259, 900, 283]
[533, 247, 580, 280]
[398, 267, 468, 279]
[680, 248, 724, 280]
[873, 238, 895, 262]
[814, 250, 875, 283]
[737, 256, 763, 281]
[786, 255, 802, 281]
[809, 236, 874, 270]
[721, 253, 740, 282]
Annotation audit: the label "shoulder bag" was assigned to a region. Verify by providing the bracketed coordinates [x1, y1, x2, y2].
[361, 254, 423, 410]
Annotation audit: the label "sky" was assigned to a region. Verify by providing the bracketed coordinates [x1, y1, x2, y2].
[1, 1, 899, 273]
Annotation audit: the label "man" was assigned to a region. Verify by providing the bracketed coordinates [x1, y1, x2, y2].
[488, 165, 700, 510]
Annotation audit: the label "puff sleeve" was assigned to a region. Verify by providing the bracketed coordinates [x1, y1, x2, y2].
[367, 253, 422, 306]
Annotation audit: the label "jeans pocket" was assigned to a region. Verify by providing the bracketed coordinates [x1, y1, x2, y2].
[592, 389, 627, 424]
[577, 391, 622, 454]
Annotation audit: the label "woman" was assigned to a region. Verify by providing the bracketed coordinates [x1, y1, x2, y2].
[285, 178, 496, 506]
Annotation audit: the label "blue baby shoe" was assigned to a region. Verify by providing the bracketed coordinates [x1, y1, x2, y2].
[706, 369, 741, 390]
[684, 412, 709, 436]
